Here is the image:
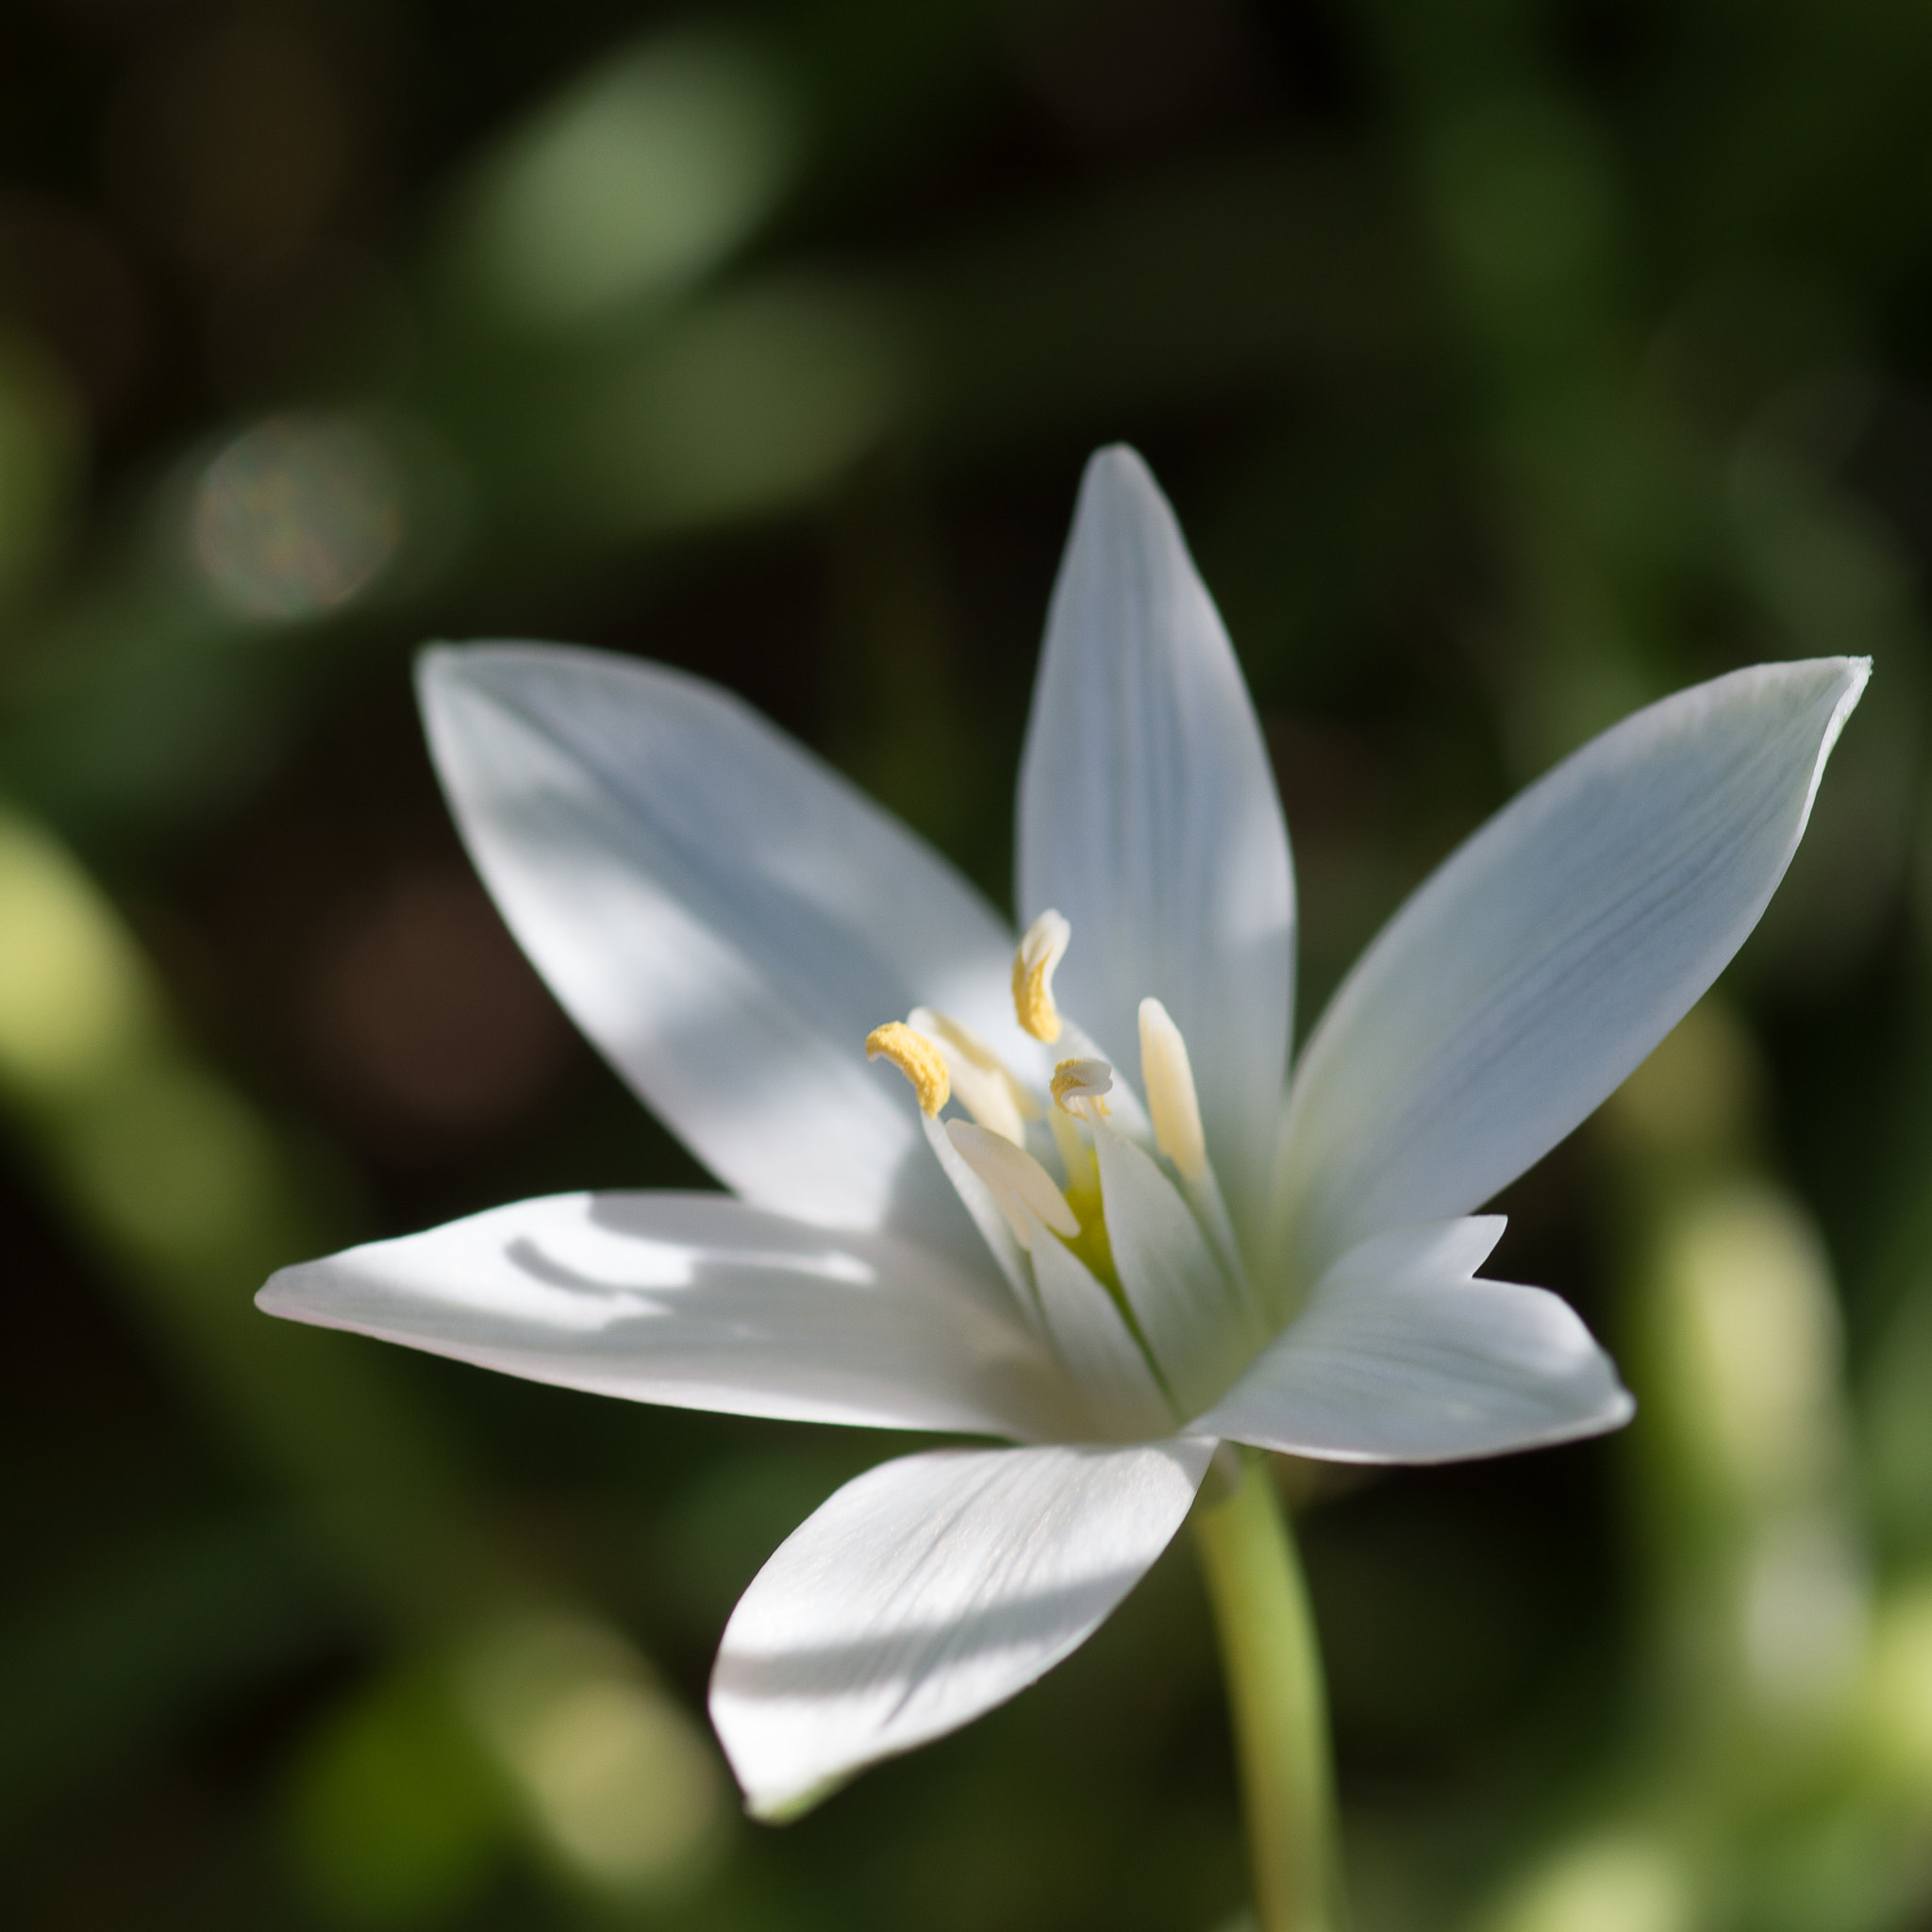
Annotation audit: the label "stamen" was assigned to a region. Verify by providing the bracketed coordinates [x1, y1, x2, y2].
[865, 1021, 950, 1117]
[946, 1119, 1079, 1248]
[908, 1006, 1040, 1147]
[1138, 997, 1206, 1180]
[1050, 1057, 1113, 1122]
[1011, 909, 1071, 1042]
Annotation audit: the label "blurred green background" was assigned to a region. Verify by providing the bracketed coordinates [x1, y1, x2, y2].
[4, 1, 1932, 1927]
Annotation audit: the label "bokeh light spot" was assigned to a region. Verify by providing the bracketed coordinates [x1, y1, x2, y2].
[459, 1616, 724, 1897]
[191, 413, 402, 621]
[590, 280, 906, 532]
[1489, 1835, 1691, 1932]
[1661, 1183, 1843, 1502]
[1864, 1582, 1932, 1791]
[67, 1061, 280, 1265]
[0, 809, 154, 1098]
[463, 32, 796, 333]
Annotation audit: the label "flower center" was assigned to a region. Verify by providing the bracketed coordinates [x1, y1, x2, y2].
[860, 912, 1241, 1428]
[864, 912, 1209, 1259]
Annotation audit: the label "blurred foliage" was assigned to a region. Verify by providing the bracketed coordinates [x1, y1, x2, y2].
[4, 0, 1932, 1927]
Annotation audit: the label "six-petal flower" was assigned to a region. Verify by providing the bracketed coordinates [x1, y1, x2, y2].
[258, 445, 1867, 1818]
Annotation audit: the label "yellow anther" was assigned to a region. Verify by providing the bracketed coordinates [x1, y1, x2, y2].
[1139, 997, 1206, 1181]
[865, 1021, 950, 1117]
[908, 1006, 1040, 1147]
[1051, 1057, 1113, 1121]
[945, 1119, 1078, 1249]
[1011, 909, 1071, 1042]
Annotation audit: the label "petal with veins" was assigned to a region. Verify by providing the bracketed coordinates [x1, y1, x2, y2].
[710, 1439, 1212, 1817]
[258, 1191, 1074, 1441]
[1017, 447, 1293, 1239]
[420, 644, 1033, 1263]
[1194, 1218, 1633, 1462]
[1094, 1123, 1254, 1418]
[1273, 658, 1869, 1297]
[1024, 1210, 1174, 1440]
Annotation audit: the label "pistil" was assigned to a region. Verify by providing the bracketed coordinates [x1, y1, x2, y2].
[1050, 1056, 1113, 1121]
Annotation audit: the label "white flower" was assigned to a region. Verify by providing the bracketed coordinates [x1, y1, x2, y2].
[258, 447, 1867, 1819]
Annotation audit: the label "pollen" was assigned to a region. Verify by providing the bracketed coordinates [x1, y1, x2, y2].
[1050, 1057, 1113, 1121]
[1012, 909, 1072, 1042]
[865, 1021, 950, 1116]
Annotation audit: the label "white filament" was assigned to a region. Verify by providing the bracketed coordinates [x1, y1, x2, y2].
[945, 1118, 1079, 1249]
[909, 1006, 1038, 1146]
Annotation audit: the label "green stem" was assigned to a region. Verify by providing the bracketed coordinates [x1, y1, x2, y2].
[1193, 1448, 1342, 1932]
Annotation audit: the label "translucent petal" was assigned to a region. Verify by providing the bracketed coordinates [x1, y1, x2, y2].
[1094, 1123, 1255, 1418]
[710, 1438, 1212, 1817]
[258, 1191, 1074, 1440]
[1274, 658, 1868, 1294]
[1024, 1210, 1174, 1440]
[1195, 1219, 1634, 1462]
[420, 644, 1031, 1261]
[1017, 448, 1293, 1239]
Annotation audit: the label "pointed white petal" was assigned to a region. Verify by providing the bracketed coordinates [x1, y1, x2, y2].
[258, 1191, 1074, 1440]
[1017, 448, 1293, 1235]
[709, 1438, 1213, 1817]
[419, 644, 1029, 1259]
[1094, 1123, 1254, 1418]
[1194, 1218, 1634, 1462]
[1024, 1210, 1174, 1441]
[1273, 658, 1869, 1293]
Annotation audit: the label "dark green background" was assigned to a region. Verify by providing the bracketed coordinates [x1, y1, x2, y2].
[3, 1, 1930, 1926]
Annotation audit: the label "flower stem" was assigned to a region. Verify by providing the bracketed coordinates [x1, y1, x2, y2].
[1192, 1448, 1342, 1932]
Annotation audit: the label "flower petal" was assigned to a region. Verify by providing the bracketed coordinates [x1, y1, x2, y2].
[1024, 1210, 1174, 1441]
[419, 643, 1026, 1259]
[1194, 1218, 1634, 1462]
[709, 1438, 1213, 1817]
[1094, 1123, 1255, 1418]
[257, 1191, 1074, 1440]
[1272, 658, 1869, 1293]
[1017, 448, 1293, 1237]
